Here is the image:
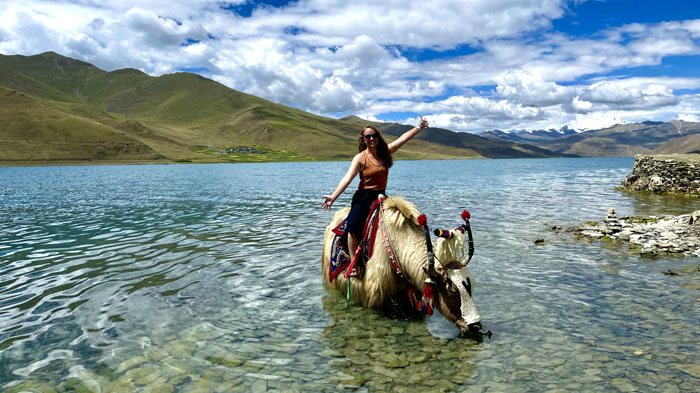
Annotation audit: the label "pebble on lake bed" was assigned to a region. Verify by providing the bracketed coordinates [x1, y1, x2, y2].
[572, 208, 700, 257]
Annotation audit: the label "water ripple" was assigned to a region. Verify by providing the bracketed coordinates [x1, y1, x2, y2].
[1, 159, 699, 391]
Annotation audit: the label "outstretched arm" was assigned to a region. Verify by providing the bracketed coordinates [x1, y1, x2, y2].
[388, 116, 429, 153]
[321, 153, 364, 211]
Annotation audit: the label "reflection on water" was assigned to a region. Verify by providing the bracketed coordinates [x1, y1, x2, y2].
[1, 158, 699, 392]
[321, 292, 480, 392]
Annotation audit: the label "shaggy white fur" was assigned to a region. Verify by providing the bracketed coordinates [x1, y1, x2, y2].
[321, 196, 428, 309]
[321, 196, 481, 331]
[435, 231, 466, 270]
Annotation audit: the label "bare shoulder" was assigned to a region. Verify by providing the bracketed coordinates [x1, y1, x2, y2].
[353, 151, 366, 163]
[350, 151, 366, 170]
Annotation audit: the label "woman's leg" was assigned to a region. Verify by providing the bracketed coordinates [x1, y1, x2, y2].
[348, 232, 358, 262]
[348, 231, 363, 277]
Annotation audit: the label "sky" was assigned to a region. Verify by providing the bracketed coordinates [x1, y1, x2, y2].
[1, 0, 699, 133]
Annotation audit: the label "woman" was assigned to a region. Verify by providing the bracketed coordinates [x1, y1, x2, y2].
[321, 116, 429, 276]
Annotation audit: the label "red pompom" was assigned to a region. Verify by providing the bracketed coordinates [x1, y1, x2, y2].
[419, 284, 434, 315]
[417, 214, 427, 226]
[461, 210, 471, 220]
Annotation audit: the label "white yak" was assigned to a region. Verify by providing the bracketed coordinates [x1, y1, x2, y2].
[322, 196, 482, 334]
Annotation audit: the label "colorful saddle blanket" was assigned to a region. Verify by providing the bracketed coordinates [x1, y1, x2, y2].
[328, 198, 383, 282]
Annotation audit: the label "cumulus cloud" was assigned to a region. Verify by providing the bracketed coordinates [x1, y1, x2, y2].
[496, 70, 575, 107]
[577, 82, 678, 110]
[123, 8, 190, 47]
[678, 114, 700, 122]
[0, 1, 700, 131]
[233, 0, 568, 49]
[312, 76, 362, 112]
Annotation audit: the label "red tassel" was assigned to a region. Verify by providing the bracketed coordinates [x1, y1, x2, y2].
[408, 289, 418, 309]
[461, 210, 470, 220]
[418, 284, 434, 315]
[417, 214, 427, 226]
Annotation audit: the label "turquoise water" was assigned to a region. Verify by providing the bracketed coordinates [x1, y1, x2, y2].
[1, 158, 699, 392]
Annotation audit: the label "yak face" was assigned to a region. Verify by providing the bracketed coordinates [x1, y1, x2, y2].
[430, 232, 482, 334]
[447, 267, 481, 333]
[431, 265, 481, 334]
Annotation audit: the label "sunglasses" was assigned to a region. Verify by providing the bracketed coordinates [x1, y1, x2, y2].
[363, 133, 378, 140]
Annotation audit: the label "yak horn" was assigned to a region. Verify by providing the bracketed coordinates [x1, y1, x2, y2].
[458, 255, 472, 268]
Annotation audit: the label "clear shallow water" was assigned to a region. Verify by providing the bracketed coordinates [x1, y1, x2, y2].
[0, 158, 699, 392]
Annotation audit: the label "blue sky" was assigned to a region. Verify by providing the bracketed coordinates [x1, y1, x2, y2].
[1, 0, 699, 132]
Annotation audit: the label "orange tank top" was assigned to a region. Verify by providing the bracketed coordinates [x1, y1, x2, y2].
[358, 150, 388, 190]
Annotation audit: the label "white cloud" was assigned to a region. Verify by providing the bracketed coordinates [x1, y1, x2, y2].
[122, 8, 191, 47]
[234, 0, 568, 49]
[312, 76, 362, 112]
[578, 81, 678, 110]
[496, 70, 575, 107]
[0, 1, 700, 132]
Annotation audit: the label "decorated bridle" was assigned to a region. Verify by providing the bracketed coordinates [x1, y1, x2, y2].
[416, 210, 474, 315]
[344, 195, 475, 317]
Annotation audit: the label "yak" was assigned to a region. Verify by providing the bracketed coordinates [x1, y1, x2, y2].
[322, 196, 482, 334]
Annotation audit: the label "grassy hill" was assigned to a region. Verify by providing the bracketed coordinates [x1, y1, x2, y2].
[0, 52, 485, 164]
[654, 133, 700, 154]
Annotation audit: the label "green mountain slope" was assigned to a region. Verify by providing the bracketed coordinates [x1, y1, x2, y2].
[0, 86, 162, 162]
[0, 52, 482, 164]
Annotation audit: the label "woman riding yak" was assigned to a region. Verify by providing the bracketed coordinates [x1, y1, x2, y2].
[321, 116, 429, 277]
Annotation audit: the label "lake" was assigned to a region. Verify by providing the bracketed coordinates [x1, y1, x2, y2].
[1, 157, 699, 392]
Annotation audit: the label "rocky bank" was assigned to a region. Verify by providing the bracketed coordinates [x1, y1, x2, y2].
[620, 154, 700, 196]
[573, 208, 700, 257]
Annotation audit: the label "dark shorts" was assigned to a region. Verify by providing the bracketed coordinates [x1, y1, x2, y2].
[346, 189, 386, 238]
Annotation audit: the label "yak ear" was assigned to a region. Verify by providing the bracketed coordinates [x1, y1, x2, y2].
[434, 260, 446, 275]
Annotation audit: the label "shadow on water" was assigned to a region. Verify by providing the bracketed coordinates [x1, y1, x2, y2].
[618, 188, 700, 216]
[320, 291, 482, 392]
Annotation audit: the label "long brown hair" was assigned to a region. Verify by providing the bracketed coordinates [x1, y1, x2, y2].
[357, 125, 393, 168]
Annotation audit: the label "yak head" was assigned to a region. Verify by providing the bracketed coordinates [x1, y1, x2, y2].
[422, 214, 482, 335]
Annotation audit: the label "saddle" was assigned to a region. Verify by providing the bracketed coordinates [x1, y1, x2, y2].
[328, 197, 384, 282]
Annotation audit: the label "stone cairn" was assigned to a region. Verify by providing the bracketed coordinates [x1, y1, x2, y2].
[601, 208, 622, 235]
[573, 209, 700, 257]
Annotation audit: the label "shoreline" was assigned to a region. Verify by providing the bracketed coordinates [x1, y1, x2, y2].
[0, 156, 640, 168]
[571, 208, 700, 257]
[0, 156, 498, 168]
[620, 154, 700, 197]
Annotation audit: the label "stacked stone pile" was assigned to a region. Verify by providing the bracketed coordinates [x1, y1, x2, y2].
[601, 208, 623, 235]
[620, 155, 700, 196]
[574, 209, 700, 257]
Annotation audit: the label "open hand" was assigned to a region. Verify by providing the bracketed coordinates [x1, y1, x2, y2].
[418, 116, 429, 129]
[321, 195, 335, 211]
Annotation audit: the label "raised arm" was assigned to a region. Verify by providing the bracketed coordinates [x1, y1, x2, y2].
[321, 153, 364, 211]
[388, 116, 429, 153]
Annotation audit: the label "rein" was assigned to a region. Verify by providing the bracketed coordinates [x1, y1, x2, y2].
[377, 198, 434, 314]
[344, 195, 435, 315]
[379, 201, 407, 280]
